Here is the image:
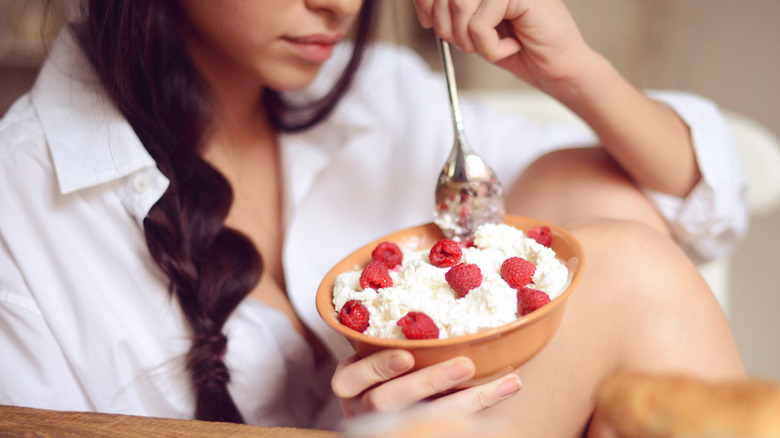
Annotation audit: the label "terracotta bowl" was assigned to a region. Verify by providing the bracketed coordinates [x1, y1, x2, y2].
[316, 215, 585, 387]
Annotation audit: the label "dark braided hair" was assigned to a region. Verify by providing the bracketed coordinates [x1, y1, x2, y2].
[74, 0, 377, 423]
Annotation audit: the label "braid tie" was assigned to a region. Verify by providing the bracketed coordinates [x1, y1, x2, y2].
[188, 332, 230, 389]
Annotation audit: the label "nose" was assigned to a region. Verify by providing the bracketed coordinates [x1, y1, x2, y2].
[305, 0, 364, 19]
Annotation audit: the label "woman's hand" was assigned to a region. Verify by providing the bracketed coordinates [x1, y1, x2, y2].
[332, 349, 522, 417]
[411, 0, 596, 96]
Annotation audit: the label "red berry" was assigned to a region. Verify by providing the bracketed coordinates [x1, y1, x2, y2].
[339, 300, 370, 332]
[517, 287, 551, 316]
[461, 238, 476, 248]
[372, 241, 403, 269]
[396, 311, 439, 339]
[500, 257, 536, 289]
[359, 261, 393, 290]
[527, 225, 552, 247]
[445, 263, 482, 298]
[429, 239, 462, 268]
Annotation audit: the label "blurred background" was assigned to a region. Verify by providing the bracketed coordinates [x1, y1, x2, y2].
[1, 1, 778, 380]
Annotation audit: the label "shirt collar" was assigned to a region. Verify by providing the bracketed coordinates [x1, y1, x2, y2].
[30, 27, 161, 196]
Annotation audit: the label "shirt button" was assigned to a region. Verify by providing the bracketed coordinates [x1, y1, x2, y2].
[133, 174, 152, 193]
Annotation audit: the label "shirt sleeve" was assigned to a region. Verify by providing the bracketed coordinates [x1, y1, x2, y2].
[643, 90, 749, 264]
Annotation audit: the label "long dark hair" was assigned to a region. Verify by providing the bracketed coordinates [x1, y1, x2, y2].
[75, 0, 377, 423]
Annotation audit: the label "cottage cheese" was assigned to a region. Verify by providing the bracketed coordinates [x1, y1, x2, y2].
[332, 223, 571, 339]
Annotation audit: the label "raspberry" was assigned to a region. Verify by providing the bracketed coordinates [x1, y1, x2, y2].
[372, 241, 403, 269]
[527, 225, 552, 247]
[517, 287, 551, 316]
[338, 300, 370, 332]
[396, 311, 439, 339]
[429, 239, 462, 268]
[500, 257, 536, 289]
[359, 261, 393, 290]
[445, 263, 482, 298]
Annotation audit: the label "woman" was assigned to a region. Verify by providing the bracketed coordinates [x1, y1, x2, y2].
[0, 0, 746, 435]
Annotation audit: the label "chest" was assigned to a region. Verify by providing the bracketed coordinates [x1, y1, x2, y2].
[206, 134, 284, 276]
[206, 143, 313, 339]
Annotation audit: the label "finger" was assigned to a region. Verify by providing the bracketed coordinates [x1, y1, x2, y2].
[431, 0, 455, 42]
[469, 1, 523, 62]
[412, 0, 435, 28]
[332, 350, 415, 398]
[419, 372, 523, 414]
[361, 357, 477, 412]
[447, 0, 480, 53]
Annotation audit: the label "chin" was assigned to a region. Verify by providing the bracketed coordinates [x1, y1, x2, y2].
[265, 64, 324, 92]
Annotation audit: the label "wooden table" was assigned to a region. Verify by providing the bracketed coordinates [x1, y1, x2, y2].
[0, 405, 340, 437]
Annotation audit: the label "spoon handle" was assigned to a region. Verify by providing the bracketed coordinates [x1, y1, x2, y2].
[437, 38, 466, 136]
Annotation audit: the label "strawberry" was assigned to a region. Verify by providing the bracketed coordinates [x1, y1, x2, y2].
[338, 300, 370, 332]
[359, 261, 393, 290]
[396, 311, 439, 339]
[445, 263, 482, 298]
[517, 287, 551, 316]
[429, 239, 462, 268]
[372, 241, 403, 269]
[500, 257, 536, 289]
[527, 225, 552, 247]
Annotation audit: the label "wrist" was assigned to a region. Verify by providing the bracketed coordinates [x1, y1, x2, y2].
[543, 50, 620, 114]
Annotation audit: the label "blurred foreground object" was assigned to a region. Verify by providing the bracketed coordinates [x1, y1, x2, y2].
[342, 408, 514, 438]
[597, 370, 780, 438]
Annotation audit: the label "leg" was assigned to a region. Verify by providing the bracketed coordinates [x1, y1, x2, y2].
[493, 149, 743, 436]
[506, 147, 670, 236]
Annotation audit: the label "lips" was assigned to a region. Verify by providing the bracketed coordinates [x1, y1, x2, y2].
[284, 34, 344, 63]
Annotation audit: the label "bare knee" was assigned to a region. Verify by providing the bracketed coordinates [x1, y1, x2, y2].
[506, 148, 669, 236]
[568, 219, 743, 379]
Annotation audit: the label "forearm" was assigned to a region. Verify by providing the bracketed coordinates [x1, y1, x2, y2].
[551, 52, 701, 198]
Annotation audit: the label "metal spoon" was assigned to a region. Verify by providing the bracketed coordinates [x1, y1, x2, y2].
[433, 38, 505, 241]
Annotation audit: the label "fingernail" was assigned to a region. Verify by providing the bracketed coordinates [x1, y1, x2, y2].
[445, 359, 473, 382]
[388, 352, 412, 373]
[418, 12, 432, 28]
[495, 375, 522, 399]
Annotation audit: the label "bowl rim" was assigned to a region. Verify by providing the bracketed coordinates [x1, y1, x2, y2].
[316, 215, 585, 348]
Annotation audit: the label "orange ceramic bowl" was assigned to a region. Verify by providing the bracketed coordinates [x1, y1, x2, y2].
[316, 215, 585, 387]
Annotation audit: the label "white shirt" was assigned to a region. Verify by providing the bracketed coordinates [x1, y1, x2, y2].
[0, 28, 748, 426]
